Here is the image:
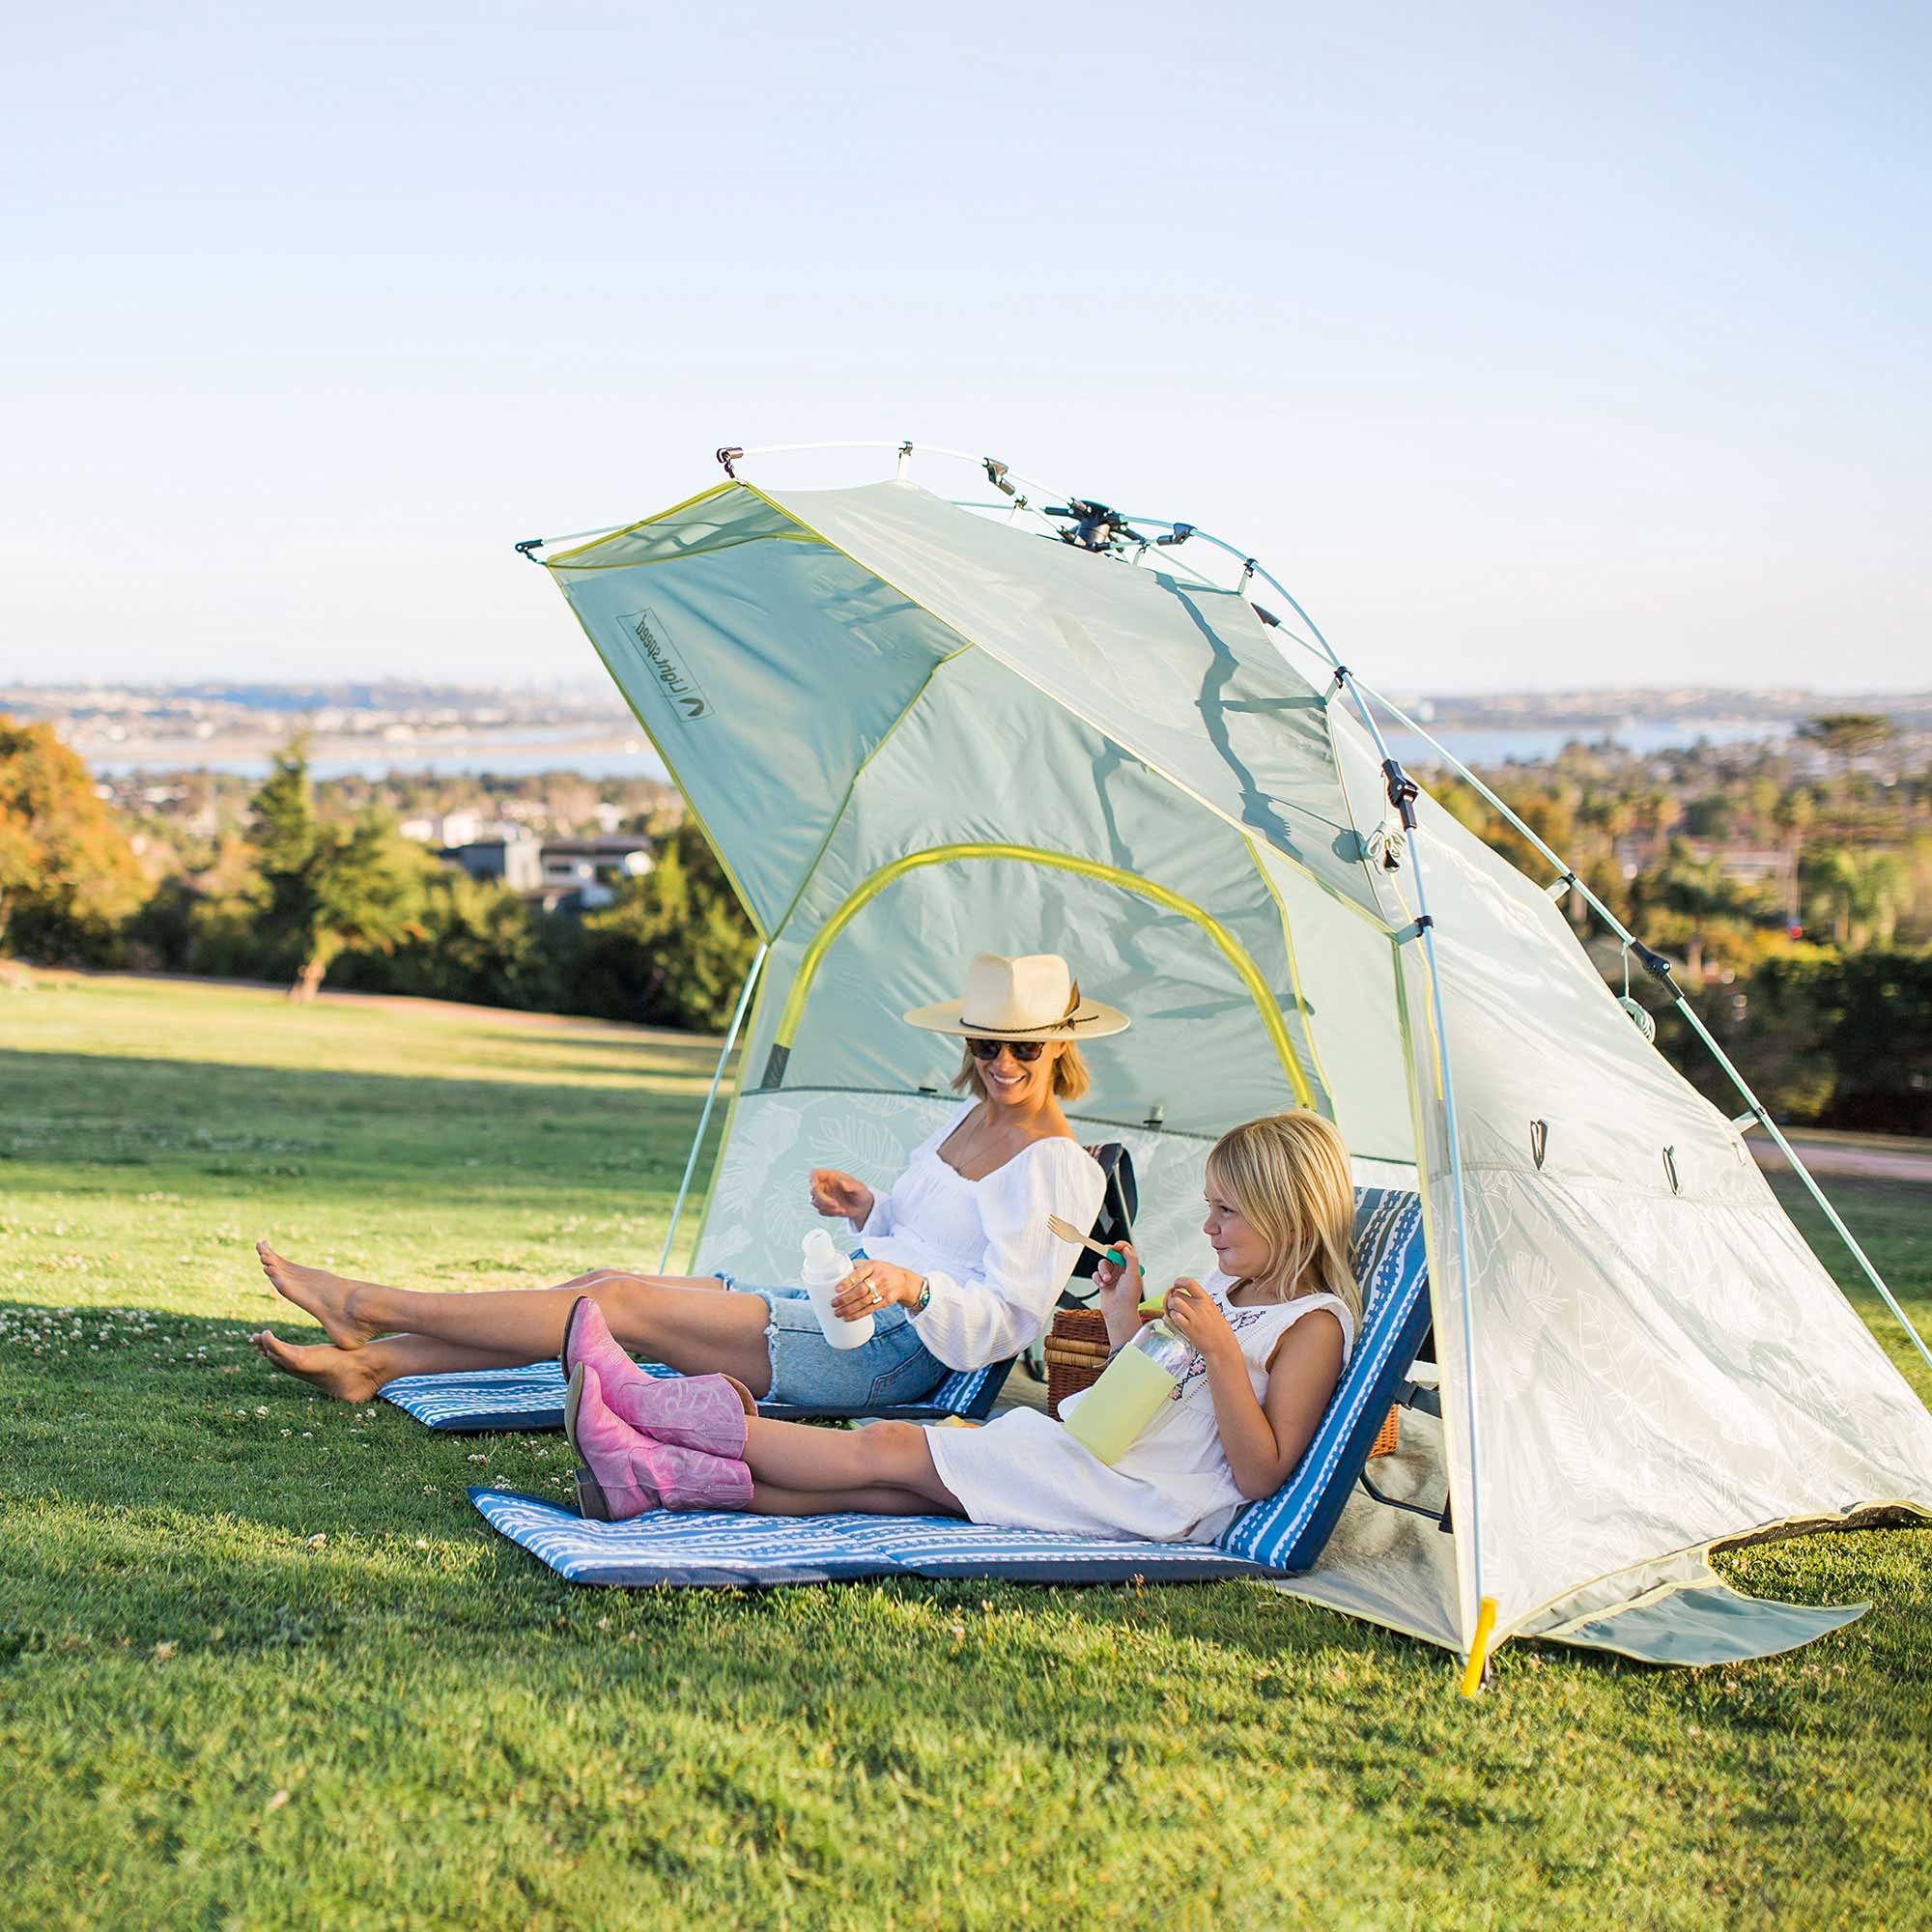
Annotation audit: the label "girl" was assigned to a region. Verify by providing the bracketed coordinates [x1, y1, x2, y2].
[563, 1111, 1363, 1544]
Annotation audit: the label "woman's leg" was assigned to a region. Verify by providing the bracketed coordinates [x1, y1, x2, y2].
[250, 1329, 536, 1402]
[257, 1244, 774, 1393]
[738, 1417, 965, 1516]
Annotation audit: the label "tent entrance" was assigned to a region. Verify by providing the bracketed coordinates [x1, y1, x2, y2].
[757, 843, 1321, 1112]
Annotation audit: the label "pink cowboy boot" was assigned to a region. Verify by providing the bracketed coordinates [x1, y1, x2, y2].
[564, 1363, 664, 1522]
[566, 1363, 752, 1520]
[559, 1294, 753, 1458]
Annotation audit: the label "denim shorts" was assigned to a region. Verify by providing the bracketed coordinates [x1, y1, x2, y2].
[723, 1253, 950, 1412]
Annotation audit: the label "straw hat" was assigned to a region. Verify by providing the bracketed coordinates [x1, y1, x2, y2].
[902, 952, 1129, 1041]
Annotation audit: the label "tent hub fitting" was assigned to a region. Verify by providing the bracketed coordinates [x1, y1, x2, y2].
[1045, 498, 1147, 553]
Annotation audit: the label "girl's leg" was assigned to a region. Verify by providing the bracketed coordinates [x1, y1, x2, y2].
[739, 1417, 965, 1515]
[250, 1329, 536, 1402]
[257, 1244, 774, 1393]
[750, 1482, 961, 1519]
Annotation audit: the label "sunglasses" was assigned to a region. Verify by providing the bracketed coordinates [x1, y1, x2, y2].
[967, 1037, 1046, 1064]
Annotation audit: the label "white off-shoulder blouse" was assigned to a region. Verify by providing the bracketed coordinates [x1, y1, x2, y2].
[856, 1106, 1104, 1373]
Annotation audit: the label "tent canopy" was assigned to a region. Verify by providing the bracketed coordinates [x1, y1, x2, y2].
[542, 471, 1932, 1665]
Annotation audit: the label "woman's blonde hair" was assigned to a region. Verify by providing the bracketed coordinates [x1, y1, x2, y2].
[951, 982, 1092, 1102]
[1205, 1111, 1361, 1327]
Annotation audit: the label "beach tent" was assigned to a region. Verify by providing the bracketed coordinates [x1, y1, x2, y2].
[527, 449, 1932, 1677]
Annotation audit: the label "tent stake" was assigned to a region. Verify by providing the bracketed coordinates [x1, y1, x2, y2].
[659, 943, 768, 1273]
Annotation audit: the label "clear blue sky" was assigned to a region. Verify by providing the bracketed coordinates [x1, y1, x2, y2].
[6, 3, 1927, 692]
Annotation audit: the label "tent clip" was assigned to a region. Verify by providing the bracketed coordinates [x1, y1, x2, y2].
[513, 537, 548, 563]
[1329, 664, 1351, 695]
[1381, 759, 1421, 831]
[1632, 940, 1678, 990]
[1155, 522, 1195, 547]
[1529, 1119, 1548, 1170]
[716, 445, 744, 478]
[1545, 869, 1578, 900]
[1662, 1146, 1682, 1194]
[1394, 914, 1435, 945]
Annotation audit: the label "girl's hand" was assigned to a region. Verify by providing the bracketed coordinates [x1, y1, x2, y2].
[1093, 1240, 1146, 1349]
[832, 1258, 923, 1321]
[810, 1168, 876, 1227]
[1161, 1277, 1239, 1365]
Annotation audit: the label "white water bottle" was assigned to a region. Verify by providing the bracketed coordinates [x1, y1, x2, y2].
[800, 1227, 875, 1350]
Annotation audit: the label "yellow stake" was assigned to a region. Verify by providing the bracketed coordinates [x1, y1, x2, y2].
[1458, 1597, 1498, 1698]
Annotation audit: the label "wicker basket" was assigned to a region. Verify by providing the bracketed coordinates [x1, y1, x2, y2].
[1045, 1306, 1400, 1460]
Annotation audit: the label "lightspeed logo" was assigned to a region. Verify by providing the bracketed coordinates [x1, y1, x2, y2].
[617, 608, 709, 723]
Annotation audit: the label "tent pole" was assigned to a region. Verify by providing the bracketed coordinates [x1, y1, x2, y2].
[1242, 579, 1494, 1666]
[659, 943, 768, 1273]
[1329, 678, 1932, 1375]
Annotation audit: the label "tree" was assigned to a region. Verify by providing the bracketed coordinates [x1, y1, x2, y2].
[1798, 713, 1893, 778]
[568, 821, 757, 1031]
[247, 744, 426, 1002]
[0, 716, 150, 963]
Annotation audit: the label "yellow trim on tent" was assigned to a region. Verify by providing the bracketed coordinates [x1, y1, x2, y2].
[771, 843, 1317, 1109]
[543, 481, 741, 567]
[1247, 845, 1337, 1108]
[545, 530, 822, 574]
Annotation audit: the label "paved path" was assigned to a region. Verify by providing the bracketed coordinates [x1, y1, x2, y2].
[1749, 1132, 1932, 1184]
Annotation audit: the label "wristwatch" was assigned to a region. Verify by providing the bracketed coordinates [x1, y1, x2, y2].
[910, 1277, 931, 1316]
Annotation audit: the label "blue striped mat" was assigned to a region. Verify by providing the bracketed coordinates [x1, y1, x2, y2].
[469, 1488, 1264, 1586]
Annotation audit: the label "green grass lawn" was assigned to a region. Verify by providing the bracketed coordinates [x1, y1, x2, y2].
[2, 975, 1928, 1931]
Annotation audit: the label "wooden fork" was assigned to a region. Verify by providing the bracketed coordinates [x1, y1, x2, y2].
[1045, 1216, 1166, 1314]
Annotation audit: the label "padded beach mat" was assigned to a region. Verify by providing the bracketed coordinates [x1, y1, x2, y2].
[469, 1488, 1266, 1587]
[383, 1361, 635, 1434]
[382, 1359, 1008, 1433]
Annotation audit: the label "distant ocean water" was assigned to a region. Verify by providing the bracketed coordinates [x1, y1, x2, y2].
[90, 717, 1791, 782]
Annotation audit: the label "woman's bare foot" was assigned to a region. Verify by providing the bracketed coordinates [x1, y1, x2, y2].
[252, 1328, 384, 1403]
[256, 1241, 381, 1350]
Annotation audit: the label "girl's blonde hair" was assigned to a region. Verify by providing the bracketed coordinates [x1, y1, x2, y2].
[1205, 1111, 1361, 1328]
[951, 980, 1093, 1102]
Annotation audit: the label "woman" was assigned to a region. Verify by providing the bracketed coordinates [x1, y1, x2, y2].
[250, 952, 1126, 1413]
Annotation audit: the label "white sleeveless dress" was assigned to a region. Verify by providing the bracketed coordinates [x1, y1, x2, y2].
[925, 1272, 1355, 1545]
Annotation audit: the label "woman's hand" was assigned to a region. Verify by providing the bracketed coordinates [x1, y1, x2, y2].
[1160, 1277, 1240, 1366]
[832, 1257, 923, 1321]
[1093, 1240, 1147, 1350]
[810, 1168, 876, 1228]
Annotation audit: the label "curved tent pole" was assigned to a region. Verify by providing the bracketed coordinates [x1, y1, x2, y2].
[659, 943, 768, 1273]
[1227, 561, 1495, 1673]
